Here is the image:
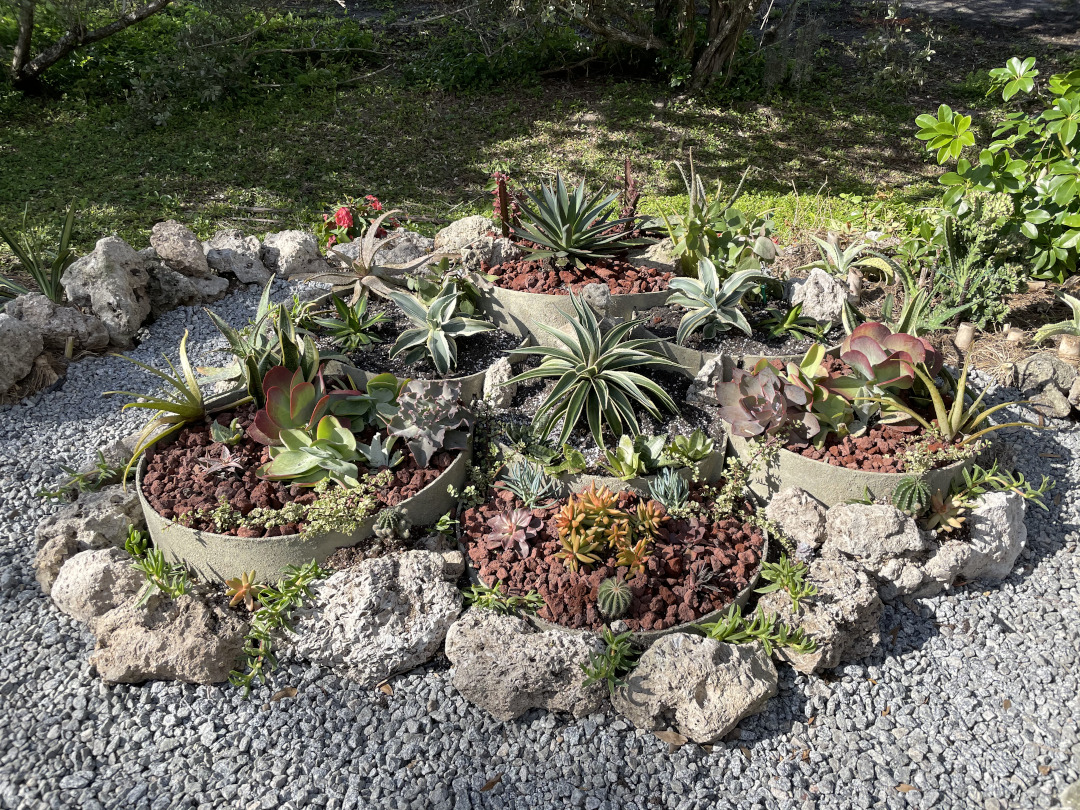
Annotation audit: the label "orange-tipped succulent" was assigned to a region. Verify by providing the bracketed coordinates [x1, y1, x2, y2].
[225, 570, 264, 611]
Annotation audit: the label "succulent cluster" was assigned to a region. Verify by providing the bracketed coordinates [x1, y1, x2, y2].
[308, 293, 388, 352]
[493, 458, 562, 509]
[386, 380, 474, 467]
[484, 508, 543, 557]
[554, 483, 667, 573]
[648, 468, 690, 515]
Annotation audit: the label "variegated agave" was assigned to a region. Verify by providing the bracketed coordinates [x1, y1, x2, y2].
[665, 259, 772, 344]
[506, 292, 680, 449]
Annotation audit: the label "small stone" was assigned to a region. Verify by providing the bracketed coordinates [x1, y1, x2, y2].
[0, 313, 43, 393]
[822, 503, 928, 599]
[790, 267, 848, 323]
[204, 229, 270, 284]
[444, 610, 607, 722]
[960, 491, 1027, 581]
[150, 220, 212, 278]
[261, 231, 332, 278]
[613, 634, 777, 744]
[50, 547, 144, 625]
[460, 236, 519, 272]
[433, 216, 495, 253]
[1011, 352, 1078, 418]
[687, 355, 732, 406]
[483, 357, 517, 408]
[627, 238, 677, 273]
[579, 283, 612, 318]
[61, 237, 151, 347]
[380, 229, 435, 266]
[765, 487, 827, 550]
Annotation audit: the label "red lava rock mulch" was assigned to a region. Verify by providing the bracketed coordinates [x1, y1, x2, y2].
[461, 486, 765, 632]
[785, 423, 960, 473]
[488, 257, 671, 295]
[141, 405, 453, 537]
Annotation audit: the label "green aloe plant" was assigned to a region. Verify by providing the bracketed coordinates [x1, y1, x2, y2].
[0, 199, 76, 302]
[514, 173, 638, 269]
[665, 259, 773, 345]
[387, 286, 495, 375]
[506, 292, 680, 448]
[308, 292, 388, 351]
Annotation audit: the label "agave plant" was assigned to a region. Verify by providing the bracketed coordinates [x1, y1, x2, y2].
[258, 415, 365, 487]
[387, 285, 495, 375]
[107, 330, 208, 481]
[665, 260, 773, 345]
[1033, 292, 1080, 344]
[0, 199, 76, 303]
[308, 293, 388, 351]
[506, 292, 680, 449]
[513, 173, 638, 269]
[797, 233, 894, 300]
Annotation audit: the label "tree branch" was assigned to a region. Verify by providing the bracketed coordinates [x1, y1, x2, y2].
[15, 0, 172, 84]
[10, 0, 35, 80]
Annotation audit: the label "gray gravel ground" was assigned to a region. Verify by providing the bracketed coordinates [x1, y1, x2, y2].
[0, 281, 1078, 810]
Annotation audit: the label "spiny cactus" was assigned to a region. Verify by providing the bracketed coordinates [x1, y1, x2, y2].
[374, 506, 412, 542]
[597, 577, 633, 619]
[891, 475, 931, 516]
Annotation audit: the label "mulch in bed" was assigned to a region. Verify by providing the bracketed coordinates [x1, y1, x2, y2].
[461, 485, 765, 633]
[487, 257, 671, 295]
[311, 296, 522, 381]
[141, 405, 454, 537]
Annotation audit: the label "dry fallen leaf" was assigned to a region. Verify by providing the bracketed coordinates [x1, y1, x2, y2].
[896, 784, 916, 793]
[1038, 766, 1051, 776]
[807, 715, 816, 725]
[654, 730, 688, 747]
[270, 687, 297, 702]
[740, 746, 752, 760]
[801, 750, 810, 762]
[480, 775, 503, 792]
[882, 706, 890, 716]
[1003, 699, 1012, 710]
[868, 678, 878, 685]
[700, 745, 714, 754]
[378, 683, 394, 696]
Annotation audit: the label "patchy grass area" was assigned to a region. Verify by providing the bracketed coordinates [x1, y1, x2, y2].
[0, 2, 1073, 257]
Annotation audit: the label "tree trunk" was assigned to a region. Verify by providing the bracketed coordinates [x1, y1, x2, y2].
[686, 0, 755, 93]
[10, 0, 35, 83]
[11, 0, 172, 87]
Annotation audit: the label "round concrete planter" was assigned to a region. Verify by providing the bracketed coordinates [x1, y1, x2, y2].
[478, 285, 671, 347]
[328, 332, 533, 403]
[635, 326, 841, 378]
[136, 449, 470, 584]
[726, 432, 979, 508]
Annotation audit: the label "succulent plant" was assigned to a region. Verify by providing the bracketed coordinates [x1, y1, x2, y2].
[632, 499, 668, 538]
[597, 577, 633, 619]
[665, 261, 773, 344]
[796, 233, 895, 300]
[601, 433, 669, 480]
[1033, 292, 1080, 343]
[555, 530, 603, 573]
[836, 322, 943, 394]
[386, 380, 473, 468]
[755, 303, 830, 340]
[308, 292, 388, 351]
[507, 291, 680, 449]
[716, 363, 818, 439]
[247, 365, 338, 446]
[225, 570, 264, 611]
[334, 372, 405, 428]
[554, 484, 664, 573]
[373, 506, 412, 542]
[648, 468, 689, 514]
[485, 508, 543, 557]
[387, 285, 496, 375]
[514, 172, 639, 268]
[493, 457, 562, 509]
[356, 434, 403, 468]
[664, 429, 714, 465]
[923, 492, 968, 533]
[320, 211, 434, 304]
[197, 447, 245, 478]
[258, 415, 365, 487]
[891, 475, 932, 516]
[614, 537, 652, 574]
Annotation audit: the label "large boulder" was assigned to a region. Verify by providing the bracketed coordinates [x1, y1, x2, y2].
[61, 237, 151, 347]
[34, 486, 145, 595]
[765, 487, 827, 555]
[612, 634, 777, 744]
[461, 236, 520, 272]
[822, 503, 928, 599]
[146, 263, 228, 319]
[790, 267, 848, 323]
[150, 220, 211, 278]
[89, 594, 247, 684]
[204, 229, 271, 284]
[756, 558, 882, 673]
[433, 216, 495, 253]
[444, 611, 607, 721]
[381, 229, 435, 266]
[0, 313, 43, 393]
[283, 550, 461, 685]
[261, 231, 332, 278]
[50, 547, 144, 625]
[1011, 353, 1077, 418]
[5, 294, 109, 354]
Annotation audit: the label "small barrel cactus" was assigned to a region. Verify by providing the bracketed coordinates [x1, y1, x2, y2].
[374, 506, 412, 542]
[597, 577, 633, 619]
[891, 476, 931, 516]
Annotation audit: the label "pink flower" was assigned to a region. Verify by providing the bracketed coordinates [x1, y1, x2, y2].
[335, 207, 353, 229]
[365, 195, 383, 211]
[328, 235, 336, 247]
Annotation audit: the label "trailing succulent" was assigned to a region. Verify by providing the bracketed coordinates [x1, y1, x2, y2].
[665, 260, 773, 344]
[386, 380, 474, 467]
[387, 284, 496, 375]
[506, 291, 680, 449]
[514, 172, 640, 268]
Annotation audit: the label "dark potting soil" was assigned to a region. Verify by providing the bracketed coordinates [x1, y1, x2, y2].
[141, 405, 455, 537]
[461, 486, 765, 632]
[784, 423, 961, 473]
[312, 297, 522, 381]
[640, 305, 846, 358]
[488, 257, 671, 295]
